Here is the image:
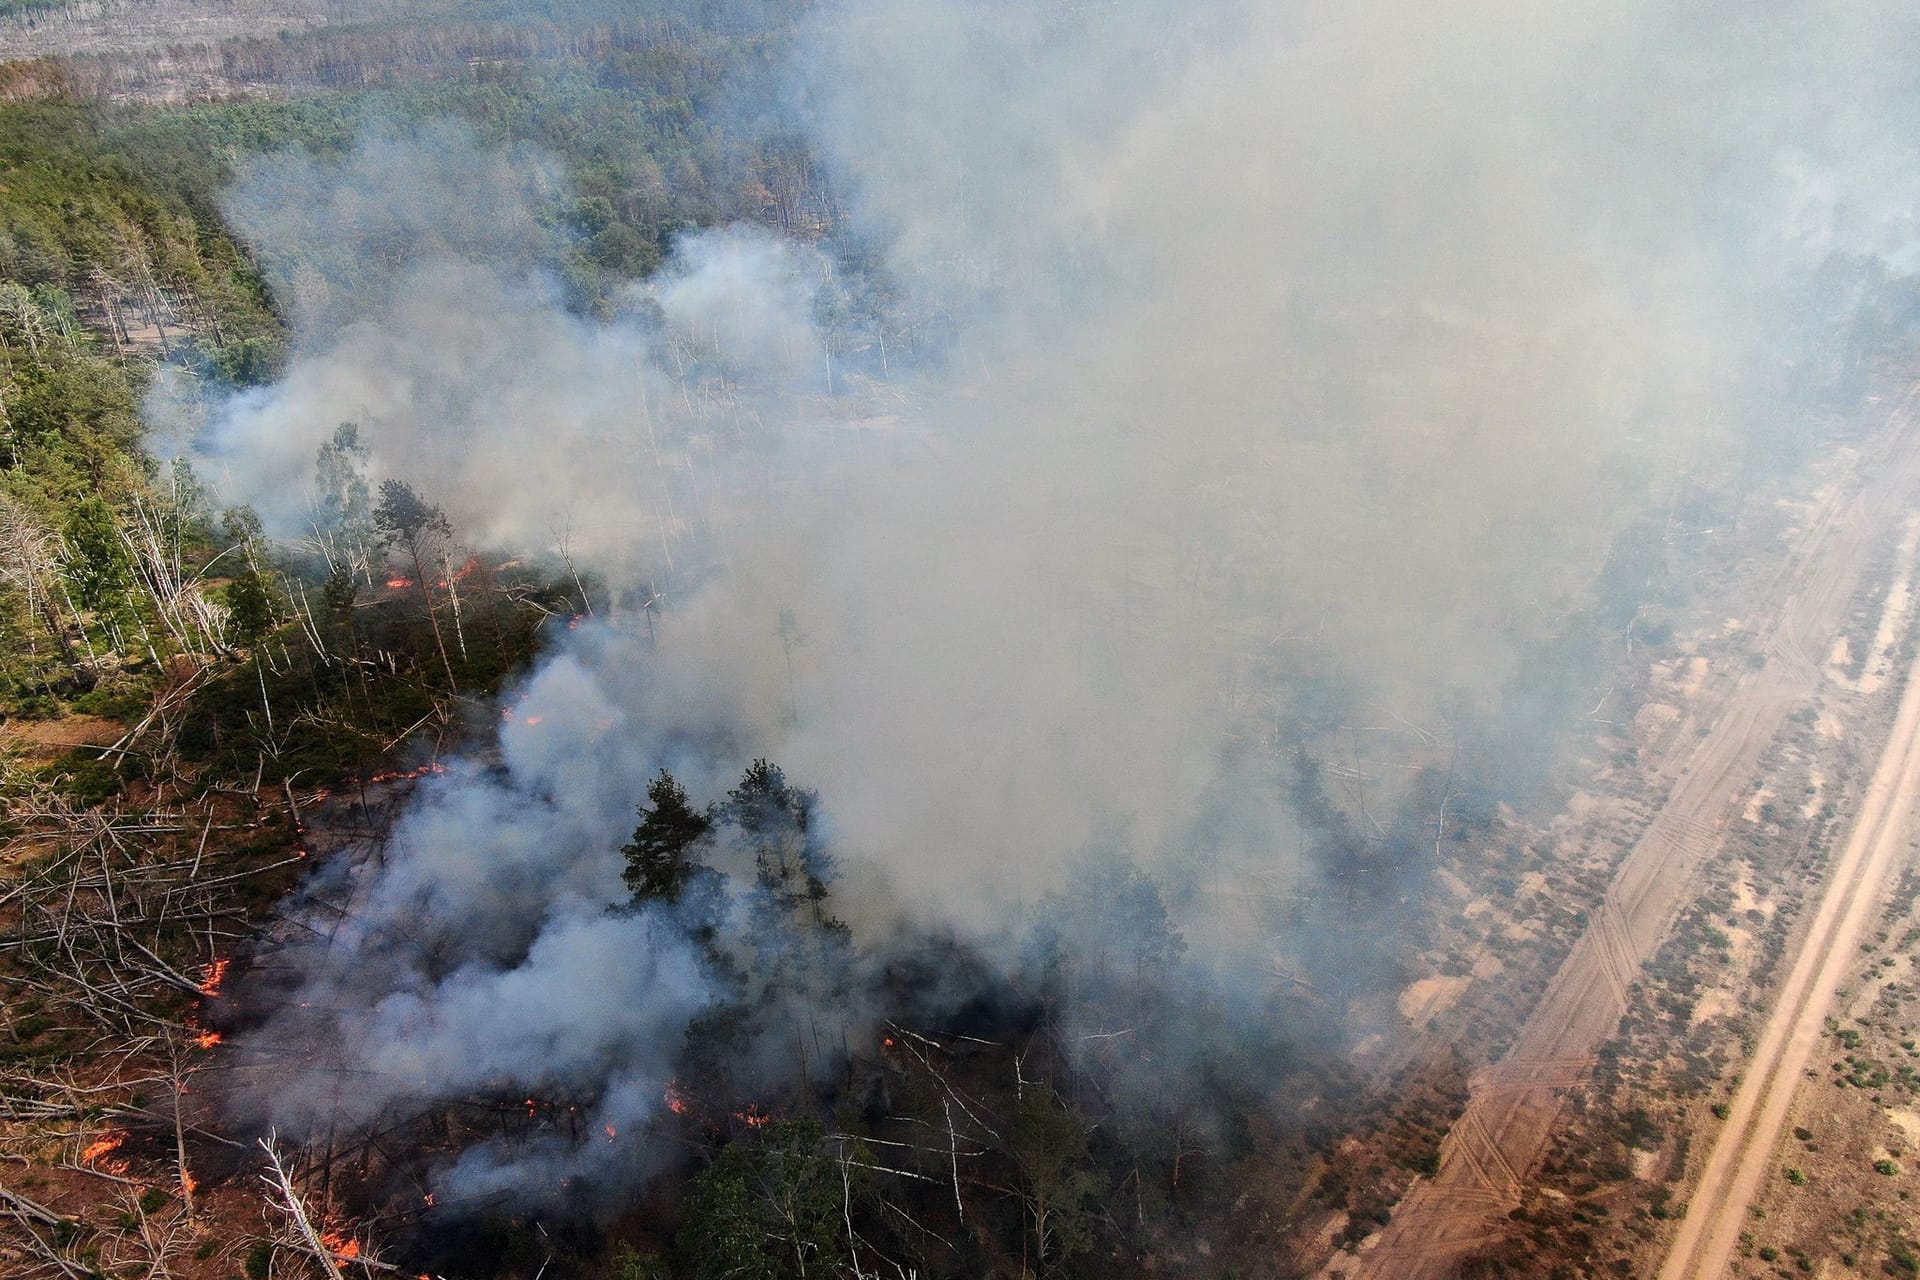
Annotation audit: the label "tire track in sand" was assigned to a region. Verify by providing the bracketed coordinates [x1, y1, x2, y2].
[1657, 557, 1920, 1280]
[1327, 384, 1920, 1280]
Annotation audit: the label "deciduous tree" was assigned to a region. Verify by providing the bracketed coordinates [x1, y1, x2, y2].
[311, 422, 375, 583]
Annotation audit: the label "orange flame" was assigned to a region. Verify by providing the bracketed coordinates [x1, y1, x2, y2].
[303, 759, 445, 809]
[308, 763, 449, 807]
[320, 1229, 361, 1260]
[663, 1080, 691, 1117]
[604, 1124, 618, 1142]
[358, 763, 449, 787]
[522, 715, 543, 727]
[195, 1029, 222, 1050]
[387, 560, 478, 592]
[83, 1132, 127, 1163]
[199, 957, 231, 997]
[735, 1104, 772, 1130]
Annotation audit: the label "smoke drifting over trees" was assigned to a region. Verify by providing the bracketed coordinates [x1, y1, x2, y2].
[171, 0, 1920, 1221]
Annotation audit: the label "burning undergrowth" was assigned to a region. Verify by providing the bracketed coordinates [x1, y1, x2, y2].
[149, 0, 1920, 1270]
[216, 659, 1360, 1234]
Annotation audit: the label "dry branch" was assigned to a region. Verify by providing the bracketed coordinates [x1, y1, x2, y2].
[260, 1137, 348, 1280]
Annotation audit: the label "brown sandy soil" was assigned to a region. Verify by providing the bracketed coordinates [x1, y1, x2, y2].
[1321, 382, 1920, 1280]
[0, 776, 427, 1279]
[1658, 886, 1920, 1274]
[1656, 603, 1920, 1278]
[1721, 881, 1920, 1276]
[1, 712, 125, 754]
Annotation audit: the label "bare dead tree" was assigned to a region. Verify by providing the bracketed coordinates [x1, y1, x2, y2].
[438, 549, 469, 663]
[551, 515, 596, 617]
[0, 1189, 90, 1280]
[162, 1036, 198, 1220]
[0, 281, 56, 364]
[88, 268, 130, 355]
[0, 493, 87, 677]
[0, 791, 299, 1051]
[373, 481, 458, 691]
[260, 1136, 345, 1280]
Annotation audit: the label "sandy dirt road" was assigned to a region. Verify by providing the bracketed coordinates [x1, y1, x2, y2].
[1329, 385, 1920, 1280]
[1657, 543, 1920, 1278]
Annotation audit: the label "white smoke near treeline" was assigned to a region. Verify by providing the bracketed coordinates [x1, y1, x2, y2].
[182, 0, 1920, 1201]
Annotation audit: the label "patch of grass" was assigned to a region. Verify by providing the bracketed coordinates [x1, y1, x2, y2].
[41, 749, 123, 806]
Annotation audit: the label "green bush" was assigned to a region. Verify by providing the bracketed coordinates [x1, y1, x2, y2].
[44, 750, 122, 806]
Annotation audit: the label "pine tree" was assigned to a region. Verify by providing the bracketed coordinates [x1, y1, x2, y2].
[622, 769, 714, 903]
[677, 1120, 842, 1280]
[725, 759, 840, 931]
[62, 496, 133, 617]
[224, 567, 275, 646]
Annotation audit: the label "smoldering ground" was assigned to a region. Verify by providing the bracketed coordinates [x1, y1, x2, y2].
[183, 0, 1920, 1208]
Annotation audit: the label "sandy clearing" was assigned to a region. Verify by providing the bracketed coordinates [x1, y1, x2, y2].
[1328, 381, 1920, 1280]
[1691, 988, 1735, 1026]
[1401, 976, 1470, 1026]
[1828, 513, 1920, 696]
[1657, 589, 1920, 1280]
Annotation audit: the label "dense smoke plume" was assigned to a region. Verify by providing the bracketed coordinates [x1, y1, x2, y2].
[185, 0, 1920, 1200]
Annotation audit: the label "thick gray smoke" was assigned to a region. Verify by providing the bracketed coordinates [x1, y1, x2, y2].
[188, 0, 1920, 1198]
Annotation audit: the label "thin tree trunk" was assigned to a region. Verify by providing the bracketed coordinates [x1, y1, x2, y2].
[440, 551, 468, 662]
[408, 536, 457, 690]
